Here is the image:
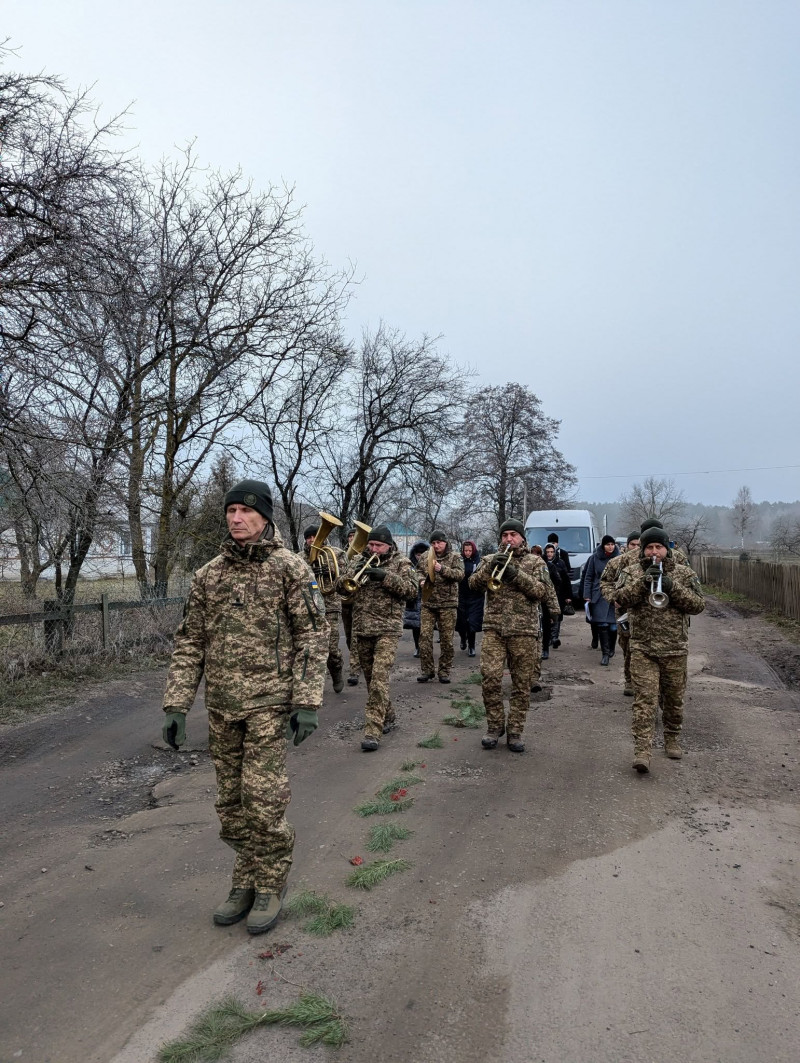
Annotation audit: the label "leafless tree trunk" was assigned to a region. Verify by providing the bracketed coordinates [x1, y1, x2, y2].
[731, 485, 756, 550]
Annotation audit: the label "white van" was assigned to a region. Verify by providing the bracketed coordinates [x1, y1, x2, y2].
[524, 509, 600, 597]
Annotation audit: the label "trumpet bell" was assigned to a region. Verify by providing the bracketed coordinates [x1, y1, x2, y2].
[346, 520, 372, 560]
[649, 591, 670, 609]
[308, 511, 343, 593]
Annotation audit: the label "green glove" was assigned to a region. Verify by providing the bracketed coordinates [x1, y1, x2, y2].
[162, 711, 186, 750]
[288, 707, 319, 746]
[501, 561, 518, 582]
[660, 573, 674, 593]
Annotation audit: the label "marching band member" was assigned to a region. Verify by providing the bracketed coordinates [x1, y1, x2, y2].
[416, 530, 464, 684]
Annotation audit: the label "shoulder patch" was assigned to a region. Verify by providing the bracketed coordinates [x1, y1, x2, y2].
[309, 578, 325, 613]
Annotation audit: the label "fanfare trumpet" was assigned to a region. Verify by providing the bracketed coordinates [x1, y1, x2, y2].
[346, 520, 372, 560]
[308, 512, 343, 593]
[648, 560, 669, 610]
[339, 552, 380, 601]
[487, 544, 513, 592]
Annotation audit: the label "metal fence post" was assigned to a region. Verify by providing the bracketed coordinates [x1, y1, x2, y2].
[101, 593, 110, 649]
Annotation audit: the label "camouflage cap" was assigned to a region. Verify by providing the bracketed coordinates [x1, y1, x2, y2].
[224, 480, 273, 521]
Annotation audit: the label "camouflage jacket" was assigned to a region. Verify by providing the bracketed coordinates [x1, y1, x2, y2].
[303, 542, 346, 615]
[337, 547, 419, 638]
[163, 530, 328, 715]
[600, 549, 639, 616]
[610, 553, 705, 656]
[468, 545, 559, 638]
[417, 546, 464, 610]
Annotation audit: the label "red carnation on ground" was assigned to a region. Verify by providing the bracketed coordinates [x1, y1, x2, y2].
[349, 855, 363, 865]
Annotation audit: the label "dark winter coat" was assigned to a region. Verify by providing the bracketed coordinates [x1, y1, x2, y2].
[403, 542, 429, 630]
[545, 556, 571, 610]
[456, 542, 484, 635]
[580, 544, 620, 625]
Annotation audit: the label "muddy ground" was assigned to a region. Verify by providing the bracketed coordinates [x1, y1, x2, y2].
[1, 597, 799, 1063]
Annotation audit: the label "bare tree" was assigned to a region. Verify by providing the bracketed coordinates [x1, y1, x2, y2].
[323, 324, 469, 534]
[456, 383, 575, 534]
[247, 331, 352, 550]
[770, 515, 800, 558]
[619, 476, 686, 530]
[730, 485, 756, 549]
[672, 514, 712, 562]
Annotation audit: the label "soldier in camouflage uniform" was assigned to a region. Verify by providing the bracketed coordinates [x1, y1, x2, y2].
[303, 524, 346, 693]
[468, 518, 559, 753]
[609, 525, 704, 773]
[416, 530, 465, 684]
[161, 480, 327, 934]
[337, 525, 418, 751]
[341, 528, 361, 686]
[600, 531, 640, 695]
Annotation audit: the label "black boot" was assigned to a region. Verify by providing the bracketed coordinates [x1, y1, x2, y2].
[590, 622, 599, 650]
[599, 626, 610, 666]
[608, 628, 617, 659]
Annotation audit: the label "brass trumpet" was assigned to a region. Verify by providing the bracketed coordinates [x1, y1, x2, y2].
[487, 544, 513, 592]
[339, 552, 380, 600]
[648, 560, 669, 610]
[308, 511, 343, 593]
[346, 520, 372, 560]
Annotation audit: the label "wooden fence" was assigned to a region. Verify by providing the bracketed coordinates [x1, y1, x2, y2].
[695, 555, 800, 622]
[0, 595, 185, 654]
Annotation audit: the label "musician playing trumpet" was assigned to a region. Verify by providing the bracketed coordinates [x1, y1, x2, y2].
[416, 530, 464, 684]
[610, 526, 704, 774]
[468, 519, 559, 754]
[336, 525, 418, 752]
[303, 523, 347, 694]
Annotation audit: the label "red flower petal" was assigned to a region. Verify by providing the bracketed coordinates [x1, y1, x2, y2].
[397, 788, 408, 796]
[349, 855, 363, 865]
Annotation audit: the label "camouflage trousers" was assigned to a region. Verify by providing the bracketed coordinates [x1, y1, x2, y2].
[630, 650, 687, 752]
[325, 607, 343, 678]
[207, 707, 294, 892]
[618, 628, 632, 688]
[480, 630, 538, 737]
[341, 602, 360, 677]
[420, 606, 456, 678]
[358, 633, 400, 740]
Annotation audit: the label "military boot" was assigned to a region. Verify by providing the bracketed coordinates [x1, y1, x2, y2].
[623, 685, 634, 697]
[632, 749, 651, 774]
[506, 734, 525, 753]
[332, 667, 344, 694]
[361, 736, 380, 752]
[664, 734, 683, 759]
[481, 727, 505, 750]
[347, 674, 359, 686]
[213, 887, 255, 926]
[246, 885, 287, 935]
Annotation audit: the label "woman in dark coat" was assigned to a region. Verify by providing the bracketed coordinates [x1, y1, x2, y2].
[580, 535, 620, 666]
[403, 541, 429, 657]
[543, 543, 571, 655]
[456, 540, 484, 657]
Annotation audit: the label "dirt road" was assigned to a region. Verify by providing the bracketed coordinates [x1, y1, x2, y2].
[1, 600, 799, 1063]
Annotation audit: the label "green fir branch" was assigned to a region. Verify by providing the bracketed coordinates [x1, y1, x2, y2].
[400, 759, 420, 771]
[366, 822, 414, 853]
[354, 795, 414, 816]
[417, 730, 444, 748]
[346, 858, 412, 890]
[442, 696, 486, 729]
[304, 902, 355, 936]
[376, 773, 423, 798]
[156, 993, 350, 1060]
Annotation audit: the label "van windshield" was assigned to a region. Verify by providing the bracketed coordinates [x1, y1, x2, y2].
[526, 527, 592, 554]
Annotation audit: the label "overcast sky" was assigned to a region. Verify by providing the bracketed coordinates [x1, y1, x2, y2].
[7, 1, 800, 506]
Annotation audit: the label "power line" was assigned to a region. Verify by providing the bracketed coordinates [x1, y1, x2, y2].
[579, 464, 800, 481]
